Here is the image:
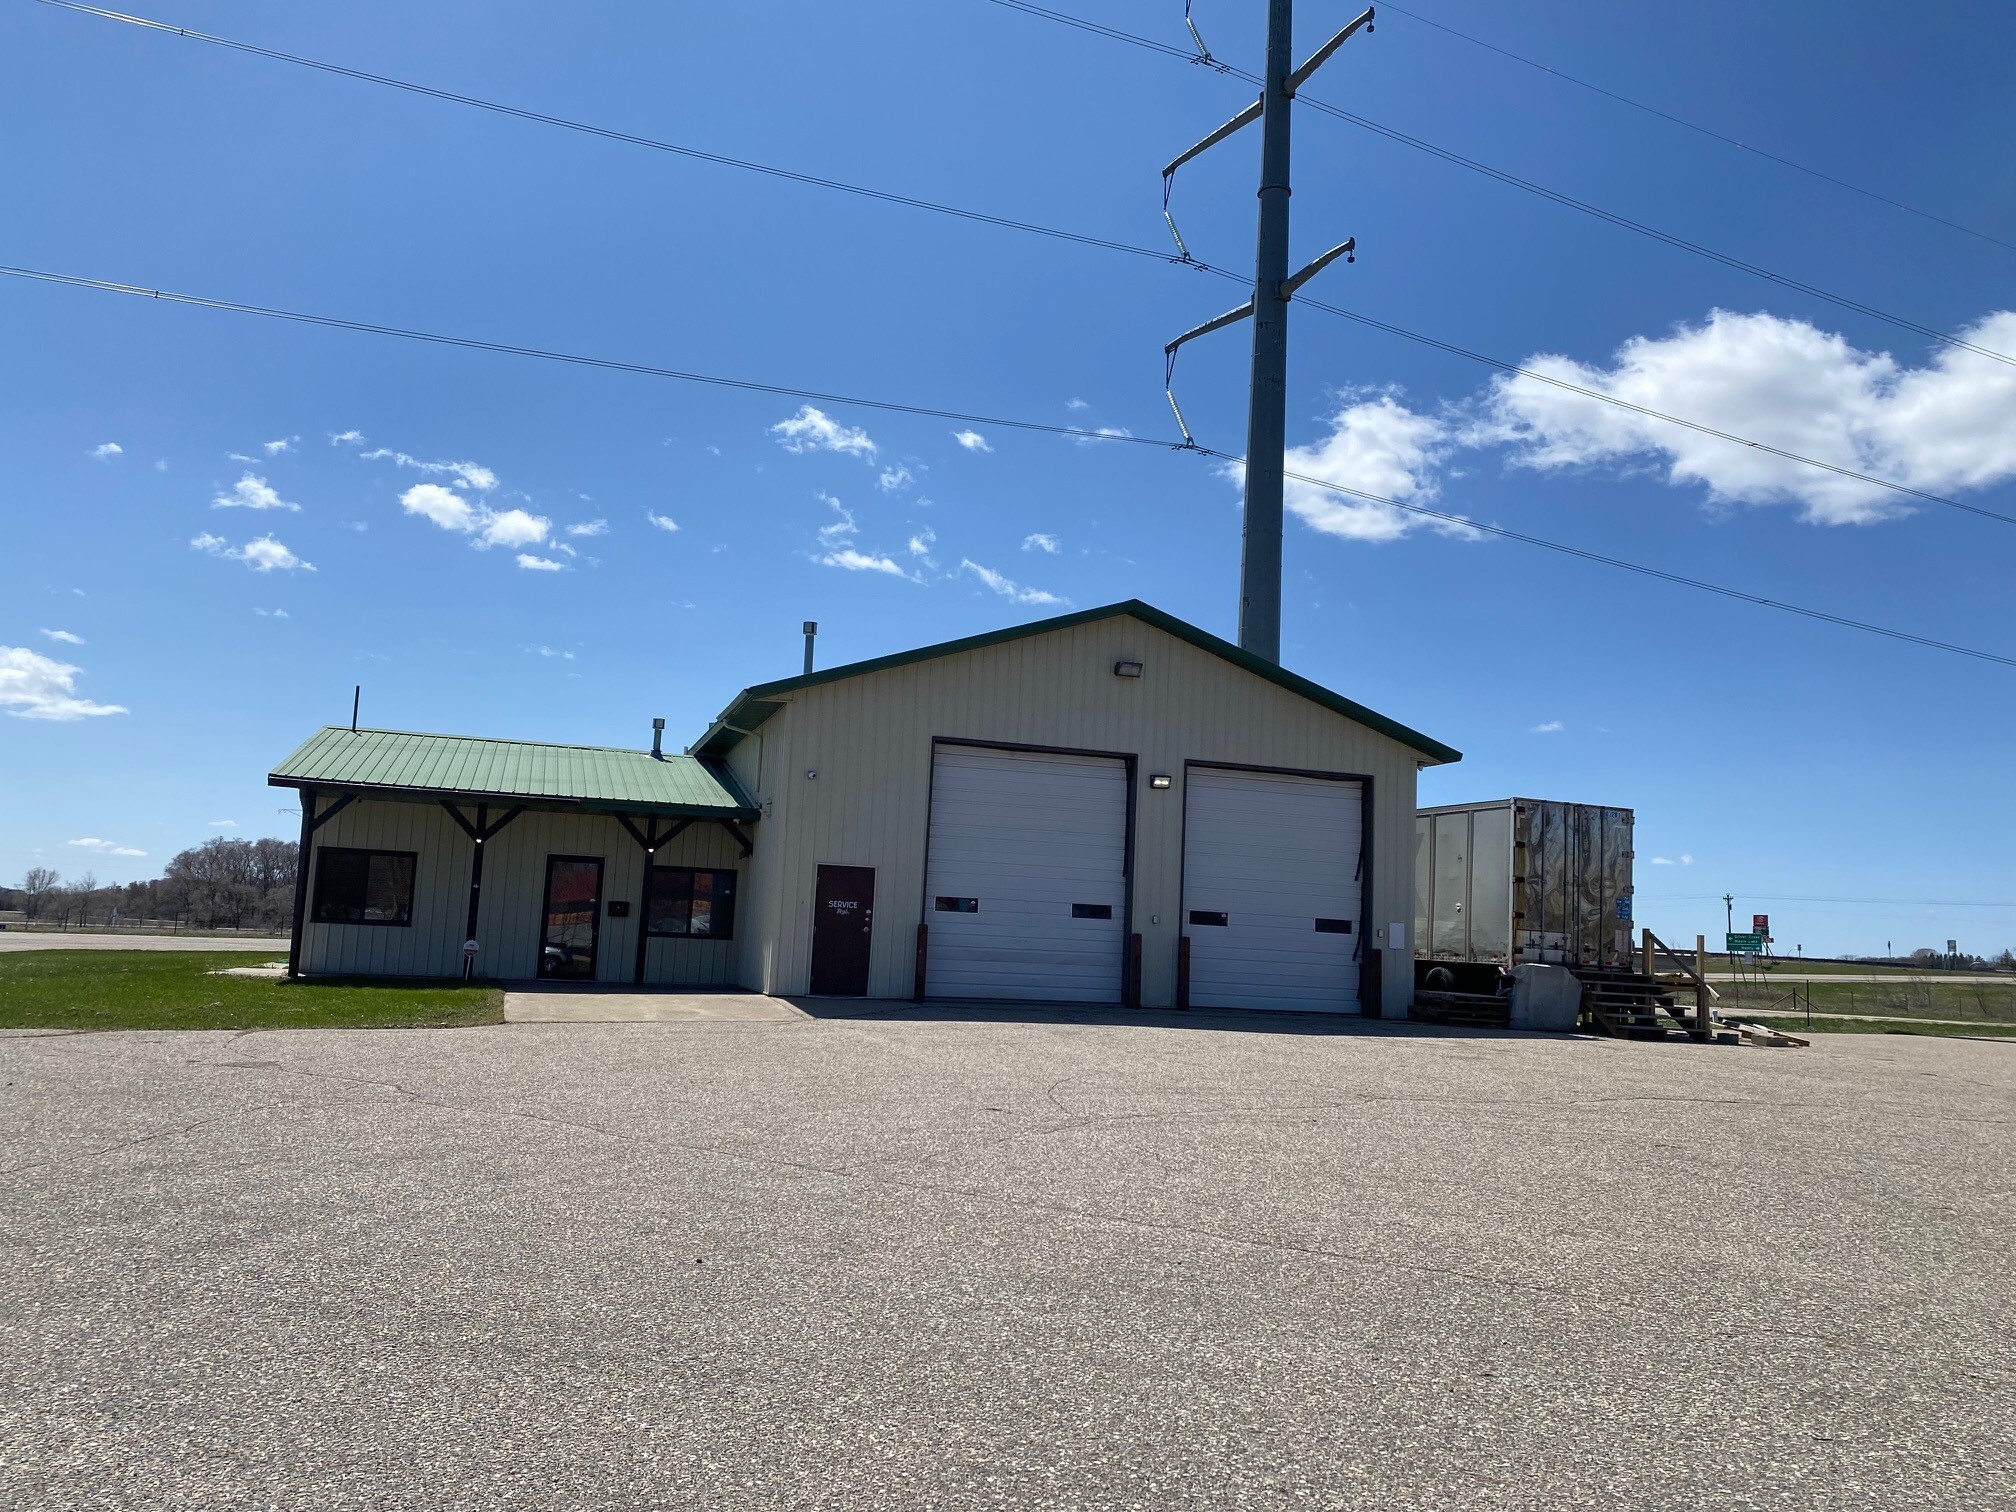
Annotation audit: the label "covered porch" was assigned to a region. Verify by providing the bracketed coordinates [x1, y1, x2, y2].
[268, 726, 759, 987]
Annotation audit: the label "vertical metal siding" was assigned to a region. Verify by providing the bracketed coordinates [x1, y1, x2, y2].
[748, 617, 1426, 1014]
[297, 798, 743, 983]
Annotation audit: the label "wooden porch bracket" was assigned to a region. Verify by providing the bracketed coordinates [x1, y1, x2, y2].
[618, 815, 698, 985]
[286, 789, 360, 978]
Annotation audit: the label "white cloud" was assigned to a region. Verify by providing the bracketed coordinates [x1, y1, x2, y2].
[516, 554, 565, 572]
[191, 533, 313, 572]
[209, 819, 238, 829]
[1530, 720, 1564, 734]
[907, 526, 937, 564]
[1065, 398, 1091, 412]
[1022, 532, 1060, 554]
[263, 437, 296, 455]
[0, 647, 128, 721]
[254, 607, 290, 619]
[477, 508, 549, 550]
[567, 519, 609, 537]
[89, 442, 123, 460]
[69, 837, 146, 858]
[154, 459, 168, 472]
[960, 559, 1067, 606]
[816, 494, 857, 547]
[1072, 425, 1134, 449]
[818, 547, 911, 577]
[807, 493, 915, 577]
[329, 429, 365, 446]
[534, 646, 576, 659]
[399, 484, 550, 553]
[400, 482, 477, 532]
[1475, 308, 2016, 525]
[238, 536, 312, 572]
[952, 429, 992, 453]
[878, 463, 914, 492]
[646, 512, 680, 533]
[771, 405, 877, 460]
[1649, 854, 1696, 867]
[1234, 394, 1462, 544]
[363, 449, 498, 491]
[227, 453, 258, 463]
[39, 629, 86, 645]
[212, 472, 300, 512]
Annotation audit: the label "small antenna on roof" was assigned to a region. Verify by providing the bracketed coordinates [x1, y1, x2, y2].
[351, 684, 361, 733]
[803, 621, 818, 676]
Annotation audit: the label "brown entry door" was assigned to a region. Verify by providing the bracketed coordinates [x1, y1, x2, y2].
[809, 865, 874, 996]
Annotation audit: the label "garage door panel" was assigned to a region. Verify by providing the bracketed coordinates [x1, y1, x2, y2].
[926, 746, 1128, 1003]
[1184, 767, 1363, 1014]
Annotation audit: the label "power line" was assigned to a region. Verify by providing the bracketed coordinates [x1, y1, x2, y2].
[28, 0, 1181, 271]
[0, 264, 1179, 450]
[984, 0, 2016, 373]
[35, 0, 2016, 532]
[1377, 1, 2016, 260]
[7, 259, 2009, 671]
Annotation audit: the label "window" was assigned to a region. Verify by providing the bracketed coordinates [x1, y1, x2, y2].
[1314, 917, 1354, 935]
[1188, 910, 1229, 927]
[1070, 903, 1113, 920]
[312, 848, 417, 927]
[935, 896, 979, 913]
[649, 867, 737, 939]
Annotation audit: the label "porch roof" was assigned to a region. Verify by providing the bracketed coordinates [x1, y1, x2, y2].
[268, 726, 760, 821]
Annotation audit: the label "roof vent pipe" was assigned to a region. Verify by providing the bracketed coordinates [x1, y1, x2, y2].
[651, 717, 665, 760]
[803, 621, 818, 676]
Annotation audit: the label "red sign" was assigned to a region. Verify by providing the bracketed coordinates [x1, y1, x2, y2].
[1753, 914, 1770, 935]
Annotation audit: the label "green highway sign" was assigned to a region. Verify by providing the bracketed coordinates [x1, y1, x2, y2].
[1725, 932, 1765, 953]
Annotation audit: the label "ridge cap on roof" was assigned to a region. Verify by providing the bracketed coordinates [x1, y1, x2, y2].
[311, 725, 714, 761]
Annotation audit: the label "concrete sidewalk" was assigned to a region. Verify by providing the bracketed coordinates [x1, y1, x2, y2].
[502, 984, 811, 1023]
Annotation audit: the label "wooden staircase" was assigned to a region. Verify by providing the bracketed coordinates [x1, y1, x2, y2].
[1573, 965, 1701, 1040]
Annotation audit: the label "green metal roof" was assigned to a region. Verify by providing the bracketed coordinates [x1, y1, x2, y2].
[269, 727, 759, 819]
[694, 599, 1461, 765]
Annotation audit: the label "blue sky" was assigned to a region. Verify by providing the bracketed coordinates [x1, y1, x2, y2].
[3, 0, 2011, 955]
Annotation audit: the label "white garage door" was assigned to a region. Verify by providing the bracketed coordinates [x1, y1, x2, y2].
[924, 745, 1128, 1003]
[1183, 766, 1363, 1013]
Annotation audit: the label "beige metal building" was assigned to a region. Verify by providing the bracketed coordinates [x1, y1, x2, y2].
[272, 600, 1459, 1016]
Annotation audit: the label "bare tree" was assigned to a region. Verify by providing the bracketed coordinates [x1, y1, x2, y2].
[18, 866, 60, 920]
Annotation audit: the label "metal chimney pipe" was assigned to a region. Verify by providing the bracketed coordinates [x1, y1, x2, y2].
[650, 717, 665, 760]
[803, 621, 818, 676]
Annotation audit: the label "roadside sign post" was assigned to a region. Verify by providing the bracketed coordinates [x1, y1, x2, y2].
[1725, 932, 1765, 954]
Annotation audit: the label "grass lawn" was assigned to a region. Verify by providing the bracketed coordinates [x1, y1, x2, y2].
[1713, 977, 2016, 1024]
[1717, 959, 2016, 979]
[0, 951, 503, 1031]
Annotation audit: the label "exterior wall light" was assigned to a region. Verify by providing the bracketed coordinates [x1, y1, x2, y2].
[1113, 660, 1144, 678]
[1148, 774, 1173, 790]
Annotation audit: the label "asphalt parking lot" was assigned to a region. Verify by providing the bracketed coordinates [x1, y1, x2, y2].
[2, 1010, 2010, 1509]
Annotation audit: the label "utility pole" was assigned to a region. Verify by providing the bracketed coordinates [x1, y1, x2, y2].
[1240, 0, 1296, 664]
[1161, 5, 1373, 664]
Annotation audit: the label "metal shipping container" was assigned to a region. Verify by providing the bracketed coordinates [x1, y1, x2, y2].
[1414, 799, 1634, 969]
